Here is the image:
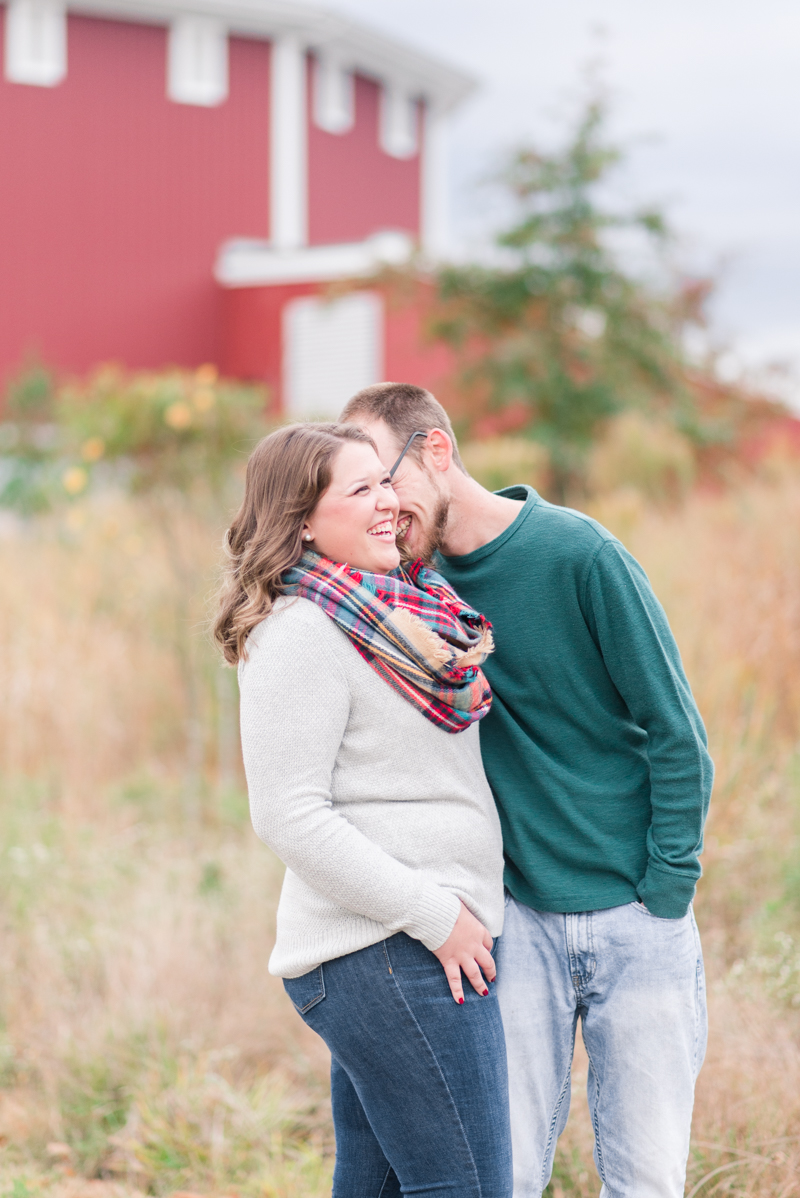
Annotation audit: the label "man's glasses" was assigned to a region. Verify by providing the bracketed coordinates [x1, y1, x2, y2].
[389, 430, 427, 478]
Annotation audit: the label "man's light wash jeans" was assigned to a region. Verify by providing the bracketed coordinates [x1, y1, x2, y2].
[495, 892, 707, 1198]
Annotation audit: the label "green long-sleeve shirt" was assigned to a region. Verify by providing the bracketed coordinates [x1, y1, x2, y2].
[438, 486, 713, 919]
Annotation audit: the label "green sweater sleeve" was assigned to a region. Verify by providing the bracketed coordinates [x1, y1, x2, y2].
[583, 540, 713, 918]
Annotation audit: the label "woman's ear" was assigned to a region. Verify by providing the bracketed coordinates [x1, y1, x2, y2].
[301, 523, 314, 543]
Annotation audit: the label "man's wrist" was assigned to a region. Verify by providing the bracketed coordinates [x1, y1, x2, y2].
[637, 864, 697, 919]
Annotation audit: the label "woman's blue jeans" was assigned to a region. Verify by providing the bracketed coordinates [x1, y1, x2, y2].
[283, 932, 513, 1198]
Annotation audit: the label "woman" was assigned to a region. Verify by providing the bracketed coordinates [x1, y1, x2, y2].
[214, 423, 511, 1198]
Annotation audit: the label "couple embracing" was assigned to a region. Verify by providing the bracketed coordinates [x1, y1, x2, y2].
[214, 383, 713, 1198]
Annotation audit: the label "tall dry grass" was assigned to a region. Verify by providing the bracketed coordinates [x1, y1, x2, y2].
[0, 472, 798, 1196]
[0, 496, 333, 1196]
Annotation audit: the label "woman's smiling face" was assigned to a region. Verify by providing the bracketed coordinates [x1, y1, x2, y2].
[303, 440, 401, 574]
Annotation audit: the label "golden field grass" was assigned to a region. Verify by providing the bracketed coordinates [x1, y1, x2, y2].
[0, 468, 799, 1197]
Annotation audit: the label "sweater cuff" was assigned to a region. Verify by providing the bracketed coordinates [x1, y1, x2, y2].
[637, 862, 697, 919]
[406, 884, 462, 951]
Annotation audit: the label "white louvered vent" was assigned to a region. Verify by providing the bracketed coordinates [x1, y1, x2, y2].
[4, 0, 66, 87]
[313, 53, 354, 134]
[379, 84, 418, 158]
[283, 292, 383, 418]
[167, 16, 228, 107]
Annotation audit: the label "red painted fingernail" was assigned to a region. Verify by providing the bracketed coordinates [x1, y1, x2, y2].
[483, 988, 489, 996]
[458, 998, 464, 1004]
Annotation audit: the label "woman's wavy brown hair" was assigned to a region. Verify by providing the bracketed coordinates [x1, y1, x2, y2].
[214, 422, 376, 665]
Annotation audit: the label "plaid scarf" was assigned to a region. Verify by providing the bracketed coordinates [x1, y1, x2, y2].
[282, 550, 494, 733]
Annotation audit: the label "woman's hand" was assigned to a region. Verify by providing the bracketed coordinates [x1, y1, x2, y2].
[433, 900, 496, 1004]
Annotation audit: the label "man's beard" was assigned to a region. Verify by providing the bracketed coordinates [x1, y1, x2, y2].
[399, 492, 451, 566]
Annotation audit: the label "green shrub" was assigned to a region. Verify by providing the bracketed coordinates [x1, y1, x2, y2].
[0, 364, 270, 512]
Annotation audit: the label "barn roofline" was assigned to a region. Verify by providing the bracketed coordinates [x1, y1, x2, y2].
[64, 0, 477, 111]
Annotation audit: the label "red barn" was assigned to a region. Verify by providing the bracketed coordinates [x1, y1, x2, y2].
[0, 0, 472, 414]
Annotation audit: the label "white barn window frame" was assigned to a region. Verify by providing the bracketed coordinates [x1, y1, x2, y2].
[167, 15, 228, 107]
[4, 0, 67, 87]
[313, 52, 354, 134]
[379, 83, 418, 159]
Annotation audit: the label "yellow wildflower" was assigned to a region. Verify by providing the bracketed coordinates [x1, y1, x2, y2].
[164, 402, 192, 430]
[192, 387, 216, 412]
[62, 467, 88, 495]
[81, 436, 105, 462]
[195, 363, 218, 385]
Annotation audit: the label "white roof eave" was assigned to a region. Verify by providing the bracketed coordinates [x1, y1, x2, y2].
[215, 229, 415, 287]
[65, 0, 477, 110]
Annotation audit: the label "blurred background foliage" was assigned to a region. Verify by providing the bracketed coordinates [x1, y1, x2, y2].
[0, 363, 268, 514]
[0, 364, 271, 818]
[426, 100, 787, 502]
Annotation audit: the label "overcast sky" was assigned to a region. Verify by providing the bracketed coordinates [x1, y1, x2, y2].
[324, 0, 800, 405]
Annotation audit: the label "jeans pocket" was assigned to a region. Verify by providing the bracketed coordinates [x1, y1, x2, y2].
[630, 899, 686, 922]
[630, 899, 662, 919]
[283, 964, 326, 1014]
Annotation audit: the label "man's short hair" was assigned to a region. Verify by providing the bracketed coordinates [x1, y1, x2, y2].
[340, 382, 467, 474]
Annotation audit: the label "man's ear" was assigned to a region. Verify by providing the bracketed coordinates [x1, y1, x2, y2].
[425, 429, 454, 474]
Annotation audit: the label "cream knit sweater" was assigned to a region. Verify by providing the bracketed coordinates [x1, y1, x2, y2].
[238, 596, 505, 978]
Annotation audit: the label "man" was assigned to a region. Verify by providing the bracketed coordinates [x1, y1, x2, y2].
[341, 382, 712, 1198]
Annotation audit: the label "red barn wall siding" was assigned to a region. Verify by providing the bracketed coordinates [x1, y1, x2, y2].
[307, 69, 421, 246]
[0, 14, 271, 383]
[219, 280, 455, 415]
[219, 280, 318, 412]
[383, 298, 455, 401]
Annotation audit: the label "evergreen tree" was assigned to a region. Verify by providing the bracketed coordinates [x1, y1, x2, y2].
[432, 101, 707, 498]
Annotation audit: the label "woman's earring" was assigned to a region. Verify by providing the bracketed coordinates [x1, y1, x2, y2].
[303, 534, 312, 542]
